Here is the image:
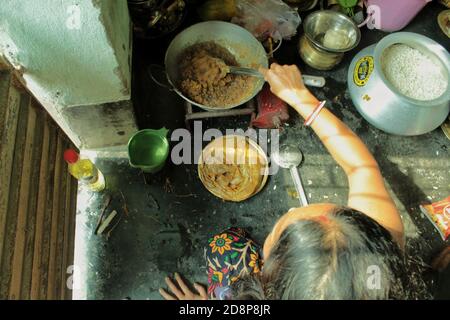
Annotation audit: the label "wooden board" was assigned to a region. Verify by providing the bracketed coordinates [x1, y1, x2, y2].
[0, 69, 79, 300]
[8, 96, 38, 299]
[0, 93, 29, 298]
[0, 79, 20, 290]
[46, 135, 64, 300]
[20, 101, 45, 299]
[30, 119, 51, 299]
[39, 121, 58, 299]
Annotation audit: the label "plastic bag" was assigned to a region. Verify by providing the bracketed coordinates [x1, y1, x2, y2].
[252, 84, 289, 129]
[231, 0, 301, 42]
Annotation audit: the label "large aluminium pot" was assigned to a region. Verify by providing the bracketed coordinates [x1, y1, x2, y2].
[348, 32, 450, 136]
[165, 21, 268, 111]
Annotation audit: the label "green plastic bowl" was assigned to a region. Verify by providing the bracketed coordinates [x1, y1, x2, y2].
[128, 128, 170, 173]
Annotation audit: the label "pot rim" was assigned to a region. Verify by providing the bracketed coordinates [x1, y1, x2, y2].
[303, 10, 361, 53]
[164, 21, 268, 111]
[374, 32, 450, 107]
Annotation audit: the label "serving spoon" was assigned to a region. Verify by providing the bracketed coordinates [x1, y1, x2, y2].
[227, 66, 326, 88]
[207, 57, 326, 88]
[272, 144, 308, 207]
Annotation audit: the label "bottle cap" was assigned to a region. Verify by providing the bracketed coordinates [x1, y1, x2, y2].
[64, 149, 79, 164]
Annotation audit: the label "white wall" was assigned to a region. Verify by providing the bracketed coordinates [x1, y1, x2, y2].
[0, 0, 135, 148]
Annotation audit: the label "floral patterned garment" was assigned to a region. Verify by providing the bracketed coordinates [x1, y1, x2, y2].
[205, 227, 262, 300]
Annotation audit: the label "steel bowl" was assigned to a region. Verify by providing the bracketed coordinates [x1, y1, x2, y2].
[299, 10, 361, 70]
[165, 21, 268, 111]
[348, 32, 450, 136]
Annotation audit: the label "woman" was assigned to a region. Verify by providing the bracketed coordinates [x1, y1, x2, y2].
[159, 64, 420, 300]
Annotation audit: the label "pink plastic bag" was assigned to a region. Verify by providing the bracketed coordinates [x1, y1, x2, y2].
[231, 0, 301, 42]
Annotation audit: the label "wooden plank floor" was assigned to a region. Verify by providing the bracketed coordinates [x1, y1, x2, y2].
[0, 69, 78, 300]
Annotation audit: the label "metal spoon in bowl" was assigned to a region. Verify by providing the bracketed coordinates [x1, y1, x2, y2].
[227, 66, 326, 88]
[209, 57, 326, 88]
[272, 144, 308, 207]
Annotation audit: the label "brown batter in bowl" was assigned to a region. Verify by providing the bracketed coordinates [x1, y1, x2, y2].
[198, 135, 269, 202]
[178, 42, 256, 108]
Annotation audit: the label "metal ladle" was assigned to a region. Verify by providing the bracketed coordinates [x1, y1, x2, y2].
[272, 144, 308, 207]
[212, 57, 326, 88]
[227, 66, 326, 88]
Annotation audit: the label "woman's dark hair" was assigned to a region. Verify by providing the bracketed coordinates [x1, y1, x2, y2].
[232, 207, 429, 300]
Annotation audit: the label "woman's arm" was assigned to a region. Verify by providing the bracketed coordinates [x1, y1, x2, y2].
[260, 64, 404, 247]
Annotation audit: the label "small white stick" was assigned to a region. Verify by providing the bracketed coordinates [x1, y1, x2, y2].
[97, 210, 117, 235]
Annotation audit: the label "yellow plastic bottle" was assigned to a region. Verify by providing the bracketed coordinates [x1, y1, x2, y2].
[64, 149, 106, 192]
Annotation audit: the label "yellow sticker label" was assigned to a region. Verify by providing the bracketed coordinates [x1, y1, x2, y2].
[353, 56, 374, 87]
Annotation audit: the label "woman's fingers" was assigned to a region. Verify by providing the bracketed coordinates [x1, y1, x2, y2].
[271, 62, 283, 71]
[194, 283, 208, 299]
[174, 273, 190, 294]
[165, 276, 184, 298]
[259, 63, 308, 106]
[288, 64, 300, 72]
[258, 67, 268, 79]
[159, 288, 176, 300]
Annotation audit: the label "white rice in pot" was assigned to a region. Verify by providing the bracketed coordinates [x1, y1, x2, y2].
[381, 44, 448, 101]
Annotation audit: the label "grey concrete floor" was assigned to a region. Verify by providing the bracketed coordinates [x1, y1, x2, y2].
[73, 3, 450, 299]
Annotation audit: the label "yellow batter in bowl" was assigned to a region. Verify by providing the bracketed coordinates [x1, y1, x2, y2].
[198, 135, 268, 202]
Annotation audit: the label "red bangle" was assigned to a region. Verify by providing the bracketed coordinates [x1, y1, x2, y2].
[304, 100, 326, 126]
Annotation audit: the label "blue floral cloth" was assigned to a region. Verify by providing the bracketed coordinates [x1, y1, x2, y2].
[205, 227, 262, 300]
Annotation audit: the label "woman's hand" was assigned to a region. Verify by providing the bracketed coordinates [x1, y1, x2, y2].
[259, 63, 313, 107]
[159, 273, 208, 300]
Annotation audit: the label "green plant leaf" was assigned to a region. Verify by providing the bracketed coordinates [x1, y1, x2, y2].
[338, 0, 358, 8]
